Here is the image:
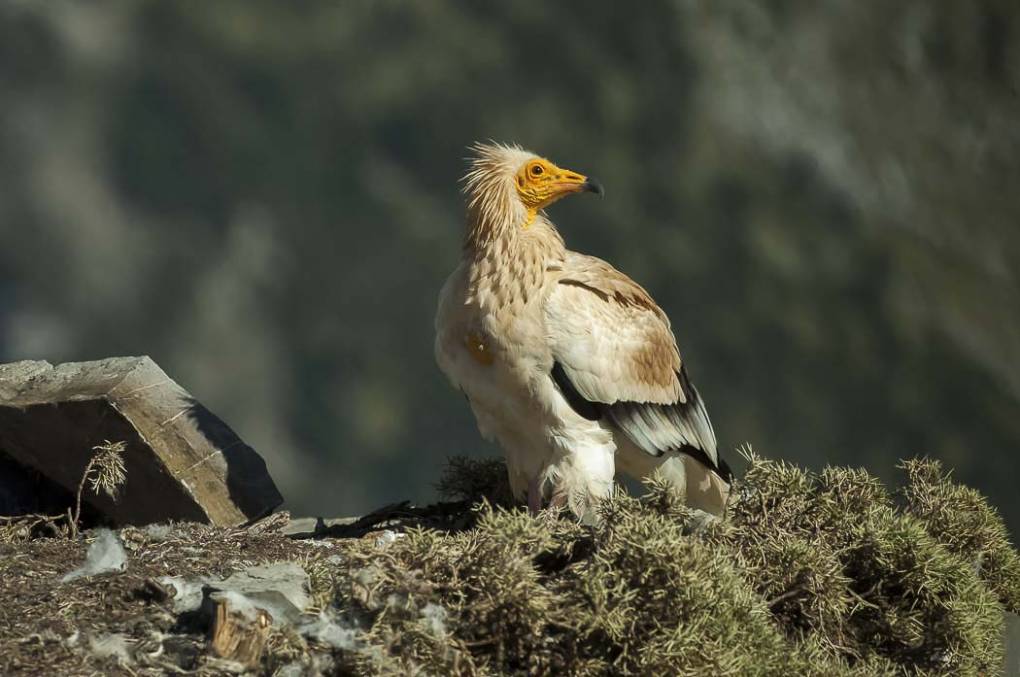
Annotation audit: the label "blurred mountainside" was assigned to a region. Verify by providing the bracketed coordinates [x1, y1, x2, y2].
[1, 2, 1019, 530]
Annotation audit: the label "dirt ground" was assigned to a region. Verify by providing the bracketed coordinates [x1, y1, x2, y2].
[0, 521, 334, 675]
[0, 497, 476, 676]
[3, 456, 1019, 676]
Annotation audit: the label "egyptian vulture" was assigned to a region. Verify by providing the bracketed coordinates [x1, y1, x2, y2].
[435, 142, 732, 522]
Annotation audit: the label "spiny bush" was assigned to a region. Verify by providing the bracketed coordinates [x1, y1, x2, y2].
[307, 453, 1018, 676]
[899, 458, 1020, 612]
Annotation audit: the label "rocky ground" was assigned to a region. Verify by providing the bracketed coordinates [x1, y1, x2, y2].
[0, 521, 331, 675]
[2, 455, 1020, 676]
[0, 498, 475, 676]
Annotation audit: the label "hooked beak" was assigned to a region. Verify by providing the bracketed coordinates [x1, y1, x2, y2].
[582, 177, 605, 197]
[550, 170, 605, 201]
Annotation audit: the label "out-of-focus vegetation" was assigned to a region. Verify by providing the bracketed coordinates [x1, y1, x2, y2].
[1, 2, 1018, 529]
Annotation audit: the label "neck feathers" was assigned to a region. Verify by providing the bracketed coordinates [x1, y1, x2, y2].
[463, 188, 526, 252]
[462, 143, 532, 252]
[460, 143, 566, 312]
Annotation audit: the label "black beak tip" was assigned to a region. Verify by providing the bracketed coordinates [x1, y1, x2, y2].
[584, 177, 605, 198]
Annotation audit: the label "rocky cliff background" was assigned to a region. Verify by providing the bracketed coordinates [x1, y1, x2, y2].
[1, 2, 1018, 531]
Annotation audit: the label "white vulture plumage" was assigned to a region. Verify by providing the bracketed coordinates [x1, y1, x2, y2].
[435, 142, 732, 523]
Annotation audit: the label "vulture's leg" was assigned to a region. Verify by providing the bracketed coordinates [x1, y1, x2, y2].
[527, 476, 543, 515]
[682, 454, 730, 517]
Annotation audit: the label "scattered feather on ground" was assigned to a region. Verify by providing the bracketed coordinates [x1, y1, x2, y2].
[2, 453, 1019, 675]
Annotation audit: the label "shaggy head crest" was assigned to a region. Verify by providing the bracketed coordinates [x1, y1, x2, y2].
[461, 141, 602, 248]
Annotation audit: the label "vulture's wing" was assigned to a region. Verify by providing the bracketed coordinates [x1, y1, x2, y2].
[545, 253, 730, 481]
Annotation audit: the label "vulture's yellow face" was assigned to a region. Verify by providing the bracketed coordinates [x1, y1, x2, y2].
[514, 157, 603, 212]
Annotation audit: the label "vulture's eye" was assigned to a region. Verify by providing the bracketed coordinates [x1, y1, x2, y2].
[530, 164, 544, 177]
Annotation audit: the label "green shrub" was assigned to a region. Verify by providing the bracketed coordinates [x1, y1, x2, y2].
[900, 458, 1020, 612]
[309, 454, 1018, 675]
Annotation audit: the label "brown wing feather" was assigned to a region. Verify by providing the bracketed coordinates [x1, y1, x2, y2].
[546, 253, 683, 405]
[545, 253, 725, 475]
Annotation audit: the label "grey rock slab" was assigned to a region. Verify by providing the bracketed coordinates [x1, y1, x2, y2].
[162, 561, 310, 625]
[282, 516, 359, 538]
[211, 562, 310, 625]
[0, 356, 282, 526]
[1005, 612, 1020, 676]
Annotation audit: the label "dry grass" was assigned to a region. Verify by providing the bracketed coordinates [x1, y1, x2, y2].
[1, 453, 1017, 675]
[292, 453, 1016, 675]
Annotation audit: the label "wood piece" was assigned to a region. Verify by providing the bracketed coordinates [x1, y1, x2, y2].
[209, 596, 272, 668]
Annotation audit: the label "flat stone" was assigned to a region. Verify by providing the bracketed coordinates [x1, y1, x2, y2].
[1005, 612, 1020, 675]
[162, 561, 311, 624]
[281, 516, 359, 538]
[0, 356, 282, 526]
[211, 562, 310, 625]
